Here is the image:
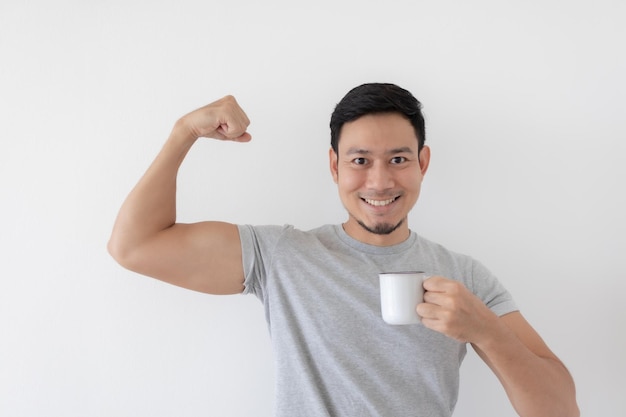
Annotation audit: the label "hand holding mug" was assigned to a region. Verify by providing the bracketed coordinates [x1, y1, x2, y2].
[416, 276, 499, 343]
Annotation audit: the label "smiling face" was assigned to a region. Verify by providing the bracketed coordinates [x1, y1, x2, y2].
[330, 112, 430, 246]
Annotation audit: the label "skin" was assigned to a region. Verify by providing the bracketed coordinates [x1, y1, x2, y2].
[107, 96, 249, 295]
[329, 112, 430, 247]
[108, 95, 579, 417]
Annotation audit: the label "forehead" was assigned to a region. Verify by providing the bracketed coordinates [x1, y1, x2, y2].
[338, 112, 419, 154]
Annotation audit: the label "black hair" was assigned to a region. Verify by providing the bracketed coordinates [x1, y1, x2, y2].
[330, 83, 425, 154]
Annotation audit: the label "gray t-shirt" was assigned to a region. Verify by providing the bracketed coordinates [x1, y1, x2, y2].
[239, 224, 517, 417]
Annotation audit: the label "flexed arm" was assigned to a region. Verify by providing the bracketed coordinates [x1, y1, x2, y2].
[108, 96, 251, 294]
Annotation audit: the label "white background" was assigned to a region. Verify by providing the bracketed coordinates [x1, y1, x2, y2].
[1, 1, 624, 416]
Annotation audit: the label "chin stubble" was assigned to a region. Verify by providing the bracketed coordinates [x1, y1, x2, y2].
[356, 218, 404, 235]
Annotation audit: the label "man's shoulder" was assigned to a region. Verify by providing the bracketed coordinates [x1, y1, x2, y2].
[238, 223, 340, 245]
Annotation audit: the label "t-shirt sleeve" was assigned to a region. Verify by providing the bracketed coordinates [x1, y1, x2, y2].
[470, 258, 519, 317]
[237, 224, 288, 302]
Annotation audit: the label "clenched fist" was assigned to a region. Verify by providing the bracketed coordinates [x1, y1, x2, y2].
[176, 95, 251, 142]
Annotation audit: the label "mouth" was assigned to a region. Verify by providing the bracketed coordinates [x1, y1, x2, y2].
[362, 196, 399, 207]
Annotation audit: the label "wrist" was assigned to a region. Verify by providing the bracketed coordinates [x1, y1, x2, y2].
[171, 117, 200, 145]
[166, 119, 202, 156]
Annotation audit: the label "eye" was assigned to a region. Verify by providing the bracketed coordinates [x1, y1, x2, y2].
[352, 157, 368, 165]
[390, 156, 407, 164]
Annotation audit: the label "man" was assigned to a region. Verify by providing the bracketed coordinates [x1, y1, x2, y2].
[108, 83, 579, 416]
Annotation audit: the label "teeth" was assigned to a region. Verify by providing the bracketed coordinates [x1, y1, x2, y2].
[364, 197, 396, 206]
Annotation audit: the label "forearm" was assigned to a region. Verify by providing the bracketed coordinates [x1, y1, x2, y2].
[108, 124, 197, 261]
[473, 319, 579, 417]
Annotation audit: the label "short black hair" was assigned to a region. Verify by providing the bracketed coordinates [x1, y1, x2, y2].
[330, 83, 426, 154]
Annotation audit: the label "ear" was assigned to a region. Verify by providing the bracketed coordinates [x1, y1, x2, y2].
[419, 145, 431, 176]
[329, 147, 339, 183]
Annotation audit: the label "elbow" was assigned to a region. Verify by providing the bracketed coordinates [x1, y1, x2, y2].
[530, 393, 580, 417]
[515, 400, 579, 417]
[509, 376, 580, 417]
[538, 391, 580, 417]
[107, 237, 120, 263]
[107, 234, 135, 270]
[107, 231, 155, 276]
[567, 400, 581, 417]
[562, 373, 581, 417]
[557, 403, 580, 417]
[551, 400, 580, 417]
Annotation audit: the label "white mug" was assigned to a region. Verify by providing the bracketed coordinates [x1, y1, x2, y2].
[379, 271, 428, 325]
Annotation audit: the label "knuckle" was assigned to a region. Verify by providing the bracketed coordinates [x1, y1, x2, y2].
[448, 281, 462, 292]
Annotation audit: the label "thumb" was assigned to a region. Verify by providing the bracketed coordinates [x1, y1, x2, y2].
[215, 124, 251, 142]
[232, 131, 252, 142]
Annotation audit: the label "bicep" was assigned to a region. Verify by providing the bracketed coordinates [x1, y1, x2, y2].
[118, 221, 245, 295]
[472, 311, 564, 372]
[498, 311, 560, 361]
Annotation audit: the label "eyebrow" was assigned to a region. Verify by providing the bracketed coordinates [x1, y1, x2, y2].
[345, 146, 415, 155]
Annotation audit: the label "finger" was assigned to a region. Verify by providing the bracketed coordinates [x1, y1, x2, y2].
[216, 123, 250, 141]
[420, 317, 460, 341]
[423, 290, 448, 306]
[221, 97, 250, 129]
[416, 302, 441, 319]
[417, 303, 461, 336]
[423, 276, 467, 296]
[422, 275, 447, 291]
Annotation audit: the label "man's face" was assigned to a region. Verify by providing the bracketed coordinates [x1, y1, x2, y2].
[329, 112, 430, 246]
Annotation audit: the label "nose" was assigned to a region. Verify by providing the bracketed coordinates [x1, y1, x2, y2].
[366, 162, 394, 191]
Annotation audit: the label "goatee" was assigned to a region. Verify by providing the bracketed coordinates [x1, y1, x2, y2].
[357, 218, 404, 235]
